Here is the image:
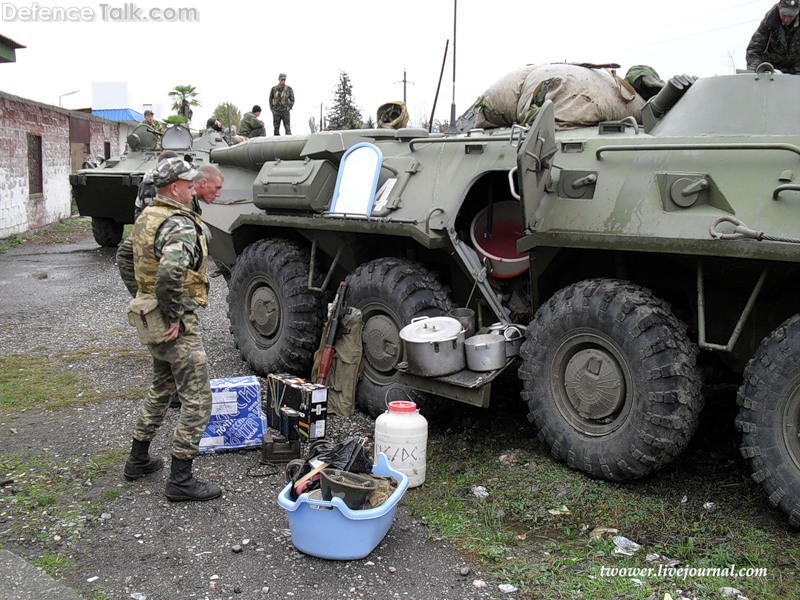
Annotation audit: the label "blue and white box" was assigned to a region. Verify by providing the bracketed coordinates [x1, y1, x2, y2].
[199, 376, 266, 454]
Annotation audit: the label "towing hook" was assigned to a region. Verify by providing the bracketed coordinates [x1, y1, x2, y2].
[708, 215, 764, 241]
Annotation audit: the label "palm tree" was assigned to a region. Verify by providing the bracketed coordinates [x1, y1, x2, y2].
[168, 84, 200, 122]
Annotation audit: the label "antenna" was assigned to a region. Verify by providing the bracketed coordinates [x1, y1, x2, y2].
[447, 0, 458, 132]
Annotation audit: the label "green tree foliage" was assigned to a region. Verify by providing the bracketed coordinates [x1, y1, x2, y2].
[363, 116, 375, 129]
[213, 102, 241, 129]
[162, 114, 188, 126]
[168, 84, 200, 121]
[326, 71, 363, 130]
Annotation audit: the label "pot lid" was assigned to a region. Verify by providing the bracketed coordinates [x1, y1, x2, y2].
[399, 316, 463, 343]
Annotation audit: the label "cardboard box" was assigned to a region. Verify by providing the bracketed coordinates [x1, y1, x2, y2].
[266, 374, 327, 440]
[199, 375, 266, 454]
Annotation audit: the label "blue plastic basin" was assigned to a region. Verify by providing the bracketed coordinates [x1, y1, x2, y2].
[277, 452, 409, 560]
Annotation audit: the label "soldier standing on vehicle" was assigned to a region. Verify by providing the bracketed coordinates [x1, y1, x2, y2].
[747, 0, 800, 73]
[122, 157, 221, 502]
[269, 73, 294, 135]
[238, 105, 266, 138]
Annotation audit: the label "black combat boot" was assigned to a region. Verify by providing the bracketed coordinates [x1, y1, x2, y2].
[123, 439, 164, 481]
[164, 456, 222, 502]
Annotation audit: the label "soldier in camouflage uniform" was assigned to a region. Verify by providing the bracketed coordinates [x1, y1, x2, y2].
[238, 105, 267, 138]
[269, 73, 294, 135]
[747, 0, 800, 74]
[122, 157, 221, 502]
[117, 154, 217, 294]
[128, 110, 164, 151]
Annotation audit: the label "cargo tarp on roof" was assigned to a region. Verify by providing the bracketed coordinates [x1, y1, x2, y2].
[469, 63, 646, 130]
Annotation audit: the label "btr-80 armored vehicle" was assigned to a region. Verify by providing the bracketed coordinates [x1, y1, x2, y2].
[203, 67, 800, 526]
[70, 125, 227, 246]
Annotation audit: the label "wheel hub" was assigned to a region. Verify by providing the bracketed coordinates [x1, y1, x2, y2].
[249, 286, 280, 337]
[785, 384, 800, 472]
[362, 314, 400, 373]
[563, 348, 625, 419]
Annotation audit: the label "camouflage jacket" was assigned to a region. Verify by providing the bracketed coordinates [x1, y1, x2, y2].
[269, 84, 295, 112]
[129, 195, 209, 322]
[746, 6, 800, 74]
[238, 112, 266, 138]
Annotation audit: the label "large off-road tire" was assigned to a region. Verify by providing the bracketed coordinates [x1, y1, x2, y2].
[518, 278, 702, 481]
[91, 217, 124, 247]
[345, 258, 452, 419]
[227, 239, 325, 377]
[736, 314, 800, 527]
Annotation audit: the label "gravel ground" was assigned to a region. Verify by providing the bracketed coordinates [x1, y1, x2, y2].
[0, 229, 507, 600]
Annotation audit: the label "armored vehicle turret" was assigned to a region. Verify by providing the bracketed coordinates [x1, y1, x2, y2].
[203, 66, 800, 526]
[70, 125, 227, 246]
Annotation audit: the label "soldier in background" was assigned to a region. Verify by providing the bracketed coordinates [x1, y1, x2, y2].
[624, 65, 666, 100]
[205, 116, 223, 133]
[128, 110, 162, 151]
[747, 0, 800, 74]
[205, 117, 231, 144]
[122, 157, 221, 502]
[238, 105, 266, 138]
[143, 109, 163, 132]
[269, 73, 295, 135]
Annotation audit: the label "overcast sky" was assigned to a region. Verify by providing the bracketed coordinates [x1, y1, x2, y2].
[0, 0, 775, 132]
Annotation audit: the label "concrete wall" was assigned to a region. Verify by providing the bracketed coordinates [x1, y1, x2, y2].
[0, 90, 121, 239]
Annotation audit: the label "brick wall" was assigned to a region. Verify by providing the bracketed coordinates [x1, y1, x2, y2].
[0, 91, 121, 238]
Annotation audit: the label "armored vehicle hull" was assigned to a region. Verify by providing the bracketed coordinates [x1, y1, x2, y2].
[69, 126, 227, 246]
[204, 70, 800, 526]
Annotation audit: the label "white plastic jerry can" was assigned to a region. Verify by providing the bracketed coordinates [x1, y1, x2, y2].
[374, 400, 428, 488]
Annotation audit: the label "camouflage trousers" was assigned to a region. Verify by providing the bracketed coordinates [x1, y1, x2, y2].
[133, 312, 212, 460]
[272, 110, 291, 135]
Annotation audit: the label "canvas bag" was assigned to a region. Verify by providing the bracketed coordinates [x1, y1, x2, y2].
[312, 307, 364, 416]
[127, 297, 170, 345]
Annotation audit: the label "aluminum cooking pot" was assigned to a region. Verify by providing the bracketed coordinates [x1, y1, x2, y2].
[488, 322, 527, 358]
[465, 333, 507, 372]
[503, 325, 526, 358]
[399, 316, 466, 377]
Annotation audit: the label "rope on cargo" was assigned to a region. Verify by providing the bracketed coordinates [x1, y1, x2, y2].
[709, 215, 800, 244]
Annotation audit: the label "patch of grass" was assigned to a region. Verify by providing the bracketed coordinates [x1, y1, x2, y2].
[404, 403, 799, 599]
[103, 489, 121, 501]
[0, 450, 123, 547]
[0, 218, 91, 253]
[0, 353, 104, 416]
[29, 554, 76, 576]
[0, 235, 25, 252]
